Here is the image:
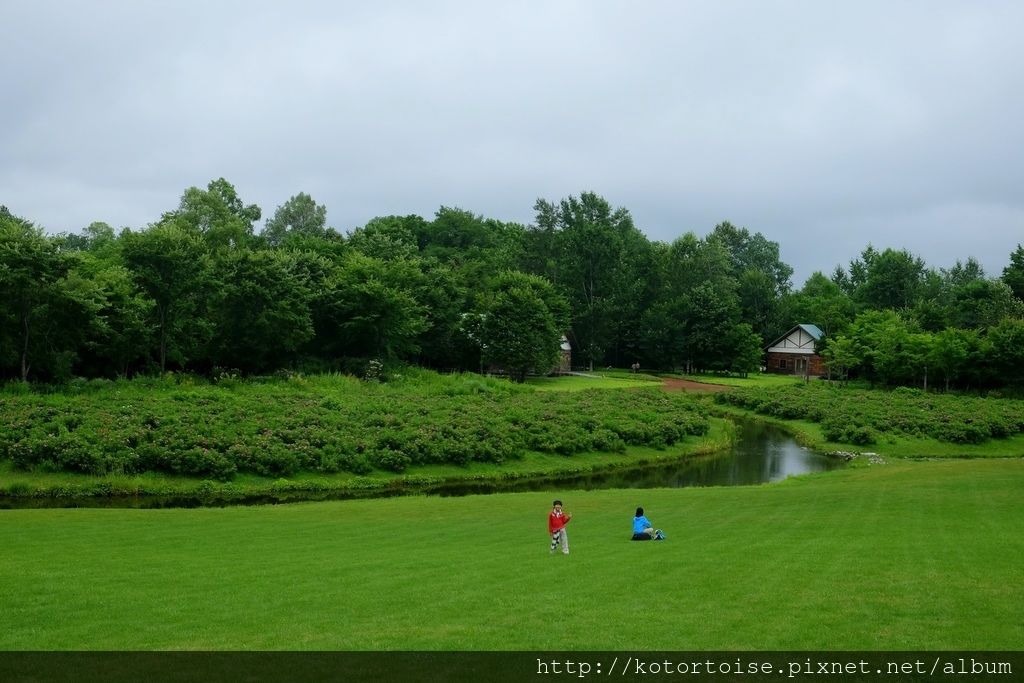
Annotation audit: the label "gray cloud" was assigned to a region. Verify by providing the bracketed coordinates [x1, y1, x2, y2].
[3, 1, 1022, 284]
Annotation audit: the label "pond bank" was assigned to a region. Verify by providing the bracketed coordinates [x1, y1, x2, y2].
[0, 420, 740, 508]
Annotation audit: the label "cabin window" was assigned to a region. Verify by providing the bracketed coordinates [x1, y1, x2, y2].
[778, 358, 787, 370]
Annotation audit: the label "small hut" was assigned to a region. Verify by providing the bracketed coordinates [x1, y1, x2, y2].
[765, 324, 825, 377]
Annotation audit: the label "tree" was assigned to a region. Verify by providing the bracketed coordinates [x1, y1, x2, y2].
[636, 297, 688, 371]
[854, 247, 926, 310]
[929, 328, 972, 391]
[162, 178, 261, 248]
[207, 249, 314, 372]
[347, 216, 421, 260]
[74, 256, 153, 378]
[707, 221, 792, 300]
[313, 252, 429, 360]
[682, 283, 741, 372]
[1002, 244, 1024, 301]
[727, 323, 763, 377]
[534, 192, 636, 370]
[263, 192, 328, 247]
[478, 272, 570, 382]
[820, 335, 863, 383]
[0, 211, 90, 381]
[988, 318, 1024, 387]
[784, 271, 855, 338]
[120, 224, 210, 371]
[948, 279, 1023, 329]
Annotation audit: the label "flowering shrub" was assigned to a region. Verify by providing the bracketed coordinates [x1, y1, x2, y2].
[0, 374, 709, 480]
[716, 383, 1024, 445]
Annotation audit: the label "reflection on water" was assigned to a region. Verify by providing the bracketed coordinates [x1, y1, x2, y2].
[435, 419, 841, 495]
[0, 419, 841, 508]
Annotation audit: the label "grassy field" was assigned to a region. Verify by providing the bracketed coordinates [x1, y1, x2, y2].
[1, 458, 1020, 650]
[672, 372, 807, 388]
[526, 373, 661, 391]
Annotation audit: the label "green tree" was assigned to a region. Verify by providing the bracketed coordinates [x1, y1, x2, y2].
[1002, 244, 1024, 301]
[988, 318, 1024, 387]
[948, 279, 1023, 329]
[534, 192, 636, 370]
[708, 221, 792, 338]
[929, 328, 972, 391]
[784, 272, 855, 337]
[726, 323, 763, 377]
[74, 255, 153, 377]
[121, 224, 211, 371]
[162, 178, 261, 248]
[0, 210, 91, 381]
[852, 247, 926, 310]
[820, 335, 863, 383]
[208, 249, 314, 372]
[313, 252, 429, 360]
[682, 283, 741, 372]
[478, 272, 570, 382]
[263, 192, 327, 247]
[636, 297, 688, 371]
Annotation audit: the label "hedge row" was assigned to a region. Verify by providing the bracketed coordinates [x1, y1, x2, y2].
[715, 383, 1024, 445]
[0, 374, 709, 480]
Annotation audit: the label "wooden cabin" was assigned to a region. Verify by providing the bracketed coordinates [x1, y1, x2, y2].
[765, 324, 825, 377]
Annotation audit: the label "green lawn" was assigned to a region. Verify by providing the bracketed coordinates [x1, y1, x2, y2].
[673, 372, 808, 388]
[2, 459, 1020, 650]
[525, 374, 659, 391]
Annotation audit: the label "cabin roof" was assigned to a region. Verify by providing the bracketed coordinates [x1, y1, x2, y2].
[765, 324, 823, 352]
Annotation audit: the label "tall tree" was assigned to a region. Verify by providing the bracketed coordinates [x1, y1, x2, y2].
[263, 192, 328, 247]
[313, 252, 428, 360]
[785, 271, 855, 337]
[1002, 244, 1024, 301]
[478, 272, 570, 382]
[534, 192, 636, 370]
[208, 249, 314, 372]
[121, 224, 210, 371]
[0, 210, 90, 381]
[852, 247, 926, 310]
[162, 178, 261, 248]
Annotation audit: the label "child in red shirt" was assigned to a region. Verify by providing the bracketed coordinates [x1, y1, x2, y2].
[548, 499, 572, 555]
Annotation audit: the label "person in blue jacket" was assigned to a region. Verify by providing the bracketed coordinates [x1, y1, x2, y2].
[632, 507, 664, 541]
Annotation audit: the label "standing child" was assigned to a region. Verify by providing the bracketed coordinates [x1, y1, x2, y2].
[548, 499, 572, 555]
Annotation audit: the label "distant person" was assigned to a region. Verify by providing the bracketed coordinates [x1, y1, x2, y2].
[548, 499, 572, 554]
[632, 507, 665, 541]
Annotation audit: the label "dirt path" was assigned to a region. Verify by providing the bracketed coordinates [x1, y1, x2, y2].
[661, 378, 731, 393]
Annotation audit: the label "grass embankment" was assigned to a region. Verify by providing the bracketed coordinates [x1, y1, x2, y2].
[0, 371, 726, 501]
[1, 459, 1020, 650]
[526, 371, 661, 391]
[715, 382, 1024, 458]
[668, 372, 806, 388]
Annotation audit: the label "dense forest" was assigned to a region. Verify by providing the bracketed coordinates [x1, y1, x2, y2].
[2, 179, 1024, 388]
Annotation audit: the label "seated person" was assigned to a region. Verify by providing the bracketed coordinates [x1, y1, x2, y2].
[632, 507, 664, 540]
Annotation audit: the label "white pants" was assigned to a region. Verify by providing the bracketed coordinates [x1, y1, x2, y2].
[550, 529, 569, 554]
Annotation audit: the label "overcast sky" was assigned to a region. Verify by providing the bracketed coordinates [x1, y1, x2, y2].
[3, 1, 1023, 285]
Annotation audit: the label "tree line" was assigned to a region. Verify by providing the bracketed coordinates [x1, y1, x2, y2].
[2, 179, 1023, 388]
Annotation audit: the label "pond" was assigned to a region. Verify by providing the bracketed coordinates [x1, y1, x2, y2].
[431, 418, 842, 496]
[0, 419, 842, 508]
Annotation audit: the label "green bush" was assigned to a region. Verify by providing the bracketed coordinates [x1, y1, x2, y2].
[0, 373, 711, 480]
[718, 383, 1024, 446]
